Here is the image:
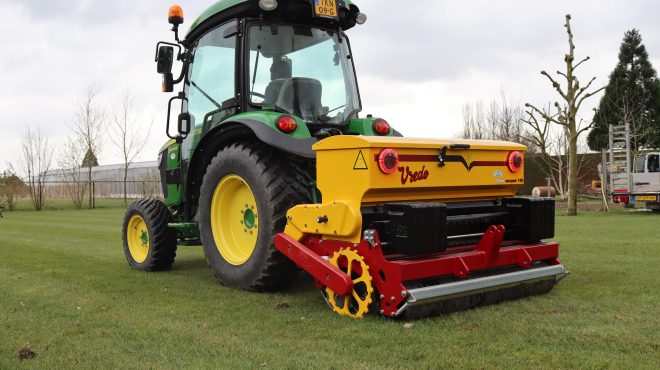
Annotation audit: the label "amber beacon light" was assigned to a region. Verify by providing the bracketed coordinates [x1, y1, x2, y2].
[168, 5, 184, 25]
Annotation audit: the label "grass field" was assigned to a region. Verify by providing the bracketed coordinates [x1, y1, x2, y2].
[1, 204, 659, 369]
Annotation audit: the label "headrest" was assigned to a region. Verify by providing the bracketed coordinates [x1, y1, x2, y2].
[270, 56, 292, 80]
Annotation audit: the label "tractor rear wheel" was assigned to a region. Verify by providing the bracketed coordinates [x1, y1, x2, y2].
[122, 199, 177, 271]
[197, 142, 310, 291]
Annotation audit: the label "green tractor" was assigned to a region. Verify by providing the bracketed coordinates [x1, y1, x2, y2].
[123, 0, 567, 319]
[124, 0, 382, 289]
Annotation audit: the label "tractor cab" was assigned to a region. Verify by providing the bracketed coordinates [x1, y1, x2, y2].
[155, 0, 370, 145]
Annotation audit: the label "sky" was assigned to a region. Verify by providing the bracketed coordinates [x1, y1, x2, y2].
[1, 0, 660, 174]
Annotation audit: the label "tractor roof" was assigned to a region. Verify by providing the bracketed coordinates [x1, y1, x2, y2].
[188, 0, 246, 34]
[186, 0, 357, 42]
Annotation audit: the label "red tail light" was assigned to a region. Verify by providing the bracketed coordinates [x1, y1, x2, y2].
[378, 148, 399, 174]
[613, 190, 629, 203]
[372, 119, 390, 135]
[507, 151, 523, 173]
[276, 115, 297, 133]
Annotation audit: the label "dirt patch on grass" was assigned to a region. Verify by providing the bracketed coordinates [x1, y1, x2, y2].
[19, 345, 35, 360]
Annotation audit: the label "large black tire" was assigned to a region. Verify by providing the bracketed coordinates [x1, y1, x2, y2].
[122, 199, 177, 271]
[197, 142, 311, 291]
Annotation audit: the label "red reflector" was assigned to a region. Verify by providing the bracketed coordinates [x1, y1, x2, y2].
[372, 119, 390, 135]
[378, 148, 399, 174]
[276, 115, 297, 133]
[507, 151, 523, 173]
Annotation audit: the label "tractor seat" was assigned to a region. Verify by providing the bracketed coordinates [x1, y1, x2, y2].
[276, 77, 323, 121]
[264, 79, 287, 104]
[263, 56, 292, 105]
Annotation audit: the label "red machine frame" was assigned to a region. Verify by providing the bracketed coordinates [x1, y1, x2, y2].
[275, 225, 561, 317]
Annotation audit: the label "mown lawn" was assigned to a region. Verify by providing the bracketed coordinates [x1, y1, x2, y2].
[0, 205, 658, 369]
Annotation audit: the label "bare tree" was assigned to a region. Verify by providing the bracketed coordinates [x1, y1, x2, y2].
[58, 139, 88, 209]
[71, 86, 105, 209]
[460, 89, 536, 150]
[137, 170, 161, 199]
[461, 102, 485, 140]
[525, 15, 605, 216]
[20, 125, 53, 211]
[524, 105, 593, 200]
[523, 108, 567, 198]
[109, 91, 152, 205]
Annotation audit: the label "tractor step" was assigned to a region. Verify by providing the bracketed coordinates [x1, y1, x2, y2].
[168, 222, 200, 239]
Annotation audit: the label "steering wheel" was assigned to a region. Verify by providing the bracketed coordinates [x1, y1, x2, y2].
[250, 91, 266, 99]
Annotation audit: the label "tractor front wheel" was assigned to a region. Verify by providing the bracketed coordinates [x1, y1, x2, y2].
[198, 142, 309, 291]
[122, 199, 177, 271]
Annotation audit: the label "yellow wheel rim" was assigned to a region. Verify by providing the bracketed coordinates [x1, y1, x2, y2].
[127, 214, 150, 263]
[211, 174, 259, 266]
[325, 248, 374, 318]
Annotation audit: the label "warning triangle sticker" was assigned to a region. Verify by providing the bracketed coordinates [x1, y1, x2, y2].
[353, 150, 368, 170]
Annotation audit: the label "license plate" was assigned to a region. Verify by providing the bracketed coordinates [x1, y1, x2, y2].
[634, 195, 657, 201]
[314, 0, 338, 19]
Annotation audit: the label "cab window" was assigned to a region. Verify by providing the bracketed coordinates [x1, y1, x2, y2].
[647, 154, 659, 173]
[187, 21, 237, 132]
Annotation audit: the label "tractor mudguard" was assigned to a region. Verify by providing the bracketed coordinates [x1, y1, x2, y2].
[183, 116, 317, 222]
[231, 118, 317, 158]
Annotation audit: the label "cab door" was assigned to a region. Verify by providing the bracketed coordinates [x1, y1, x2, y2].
[181, 20, 238, 165]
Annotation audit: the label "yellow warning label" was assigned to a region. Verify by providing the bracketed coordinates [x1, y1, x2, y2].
[353, 150, 368, 170]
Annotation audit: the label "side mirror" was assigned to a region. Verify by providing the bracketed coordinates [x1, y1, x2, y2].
[178, 112, 191, 135]
[156, 45, 174, 74]
[166, 92, 188, 141]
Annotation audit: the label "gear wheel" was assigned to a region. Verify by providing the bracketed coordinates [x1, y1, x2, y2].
[324, 248, 374, 318]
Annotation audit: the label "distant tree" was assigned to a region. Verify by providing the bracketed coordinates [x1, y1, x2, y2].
[526, 15, 604, 216]
[587, 29, 660, 151]
[523, 106, 592, 199]
[70, 86, 105, 209]
[0, 164, 25, 211]
[109, 91, 152, 205]
[137, 170, 161, 199]
[58, 139, 88, 209]
[460, 90, 535, 149]
[20, 125, 53, 211]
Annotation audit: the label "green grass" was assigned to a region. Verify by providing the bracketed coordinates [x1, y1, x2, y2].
[10, 197, 138, 211]
[0, 206, 658, 369]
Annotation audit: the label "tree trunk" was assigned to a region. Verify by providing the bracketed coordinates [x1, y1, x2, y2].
[567, 127, 578, 216]
[123, 165, 128, 206]
[88, 166, 93, 210]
